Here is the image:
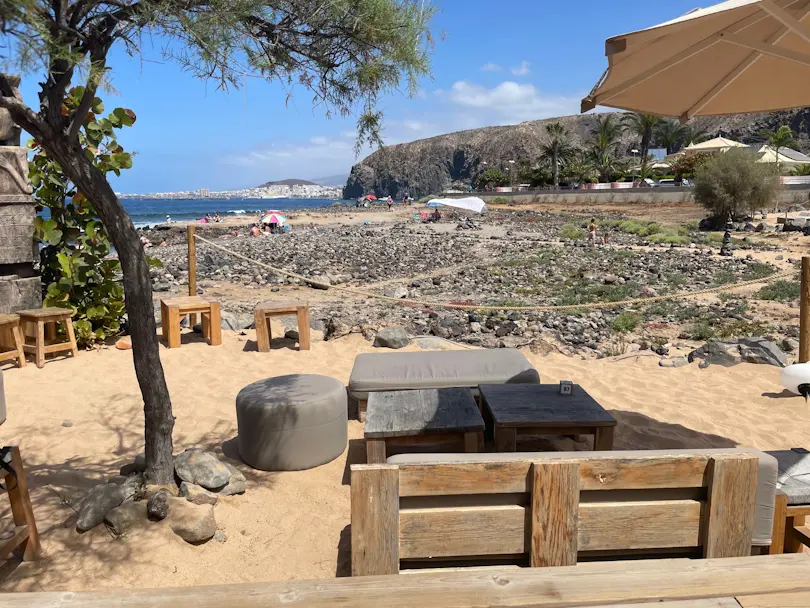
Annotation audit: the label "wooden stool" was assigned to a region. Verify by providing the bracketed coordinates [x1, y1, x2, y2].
[17, 307, 78, 369]
[0, 315, 25, 368]
[160, 296, 221, 349]
[254, 301, 311, 352]
[1, 446, 41, 564]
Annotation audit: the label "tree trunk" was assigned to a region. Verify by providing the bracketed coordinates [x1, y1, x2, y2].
[552, 148, 559, 189]
[32, 124, 176, 484]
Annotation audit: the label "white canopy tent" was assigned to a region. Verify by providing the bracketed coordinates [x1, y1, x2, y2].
[682, 137, 750, 154]
[426, 197, 487, 213]
[757, 144, 810, 166]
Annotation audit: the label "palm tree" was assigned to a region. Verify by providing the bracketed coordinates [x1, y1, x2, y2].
[792, 164, 810, 176]
[539, 122, 576, 189]
[586, 115, 625, 183]
[655, 119, 687, 155]
[680, 123, 709, 148]
[622, 112, 662, 175]
[761, 125, 797, 173]
[564, 154, 596, 185]
[592, 114, 623, 153]
[586, 147, 627, 183]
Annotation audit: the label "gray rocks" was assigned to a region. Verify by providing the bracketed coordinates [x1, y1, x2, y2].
[219, 463, 247, 496]
[105, 502, 147, 536]
[689, 338, 788, 368]
[77, 483, 125, 532]
[147, 488, 171, 520]
[220, 312, 253, 332]
[180, 482, 219, 505]
[659, 356, 689, 368]
[374, 326, 410, 349]
[174, 449, 231, 490]
[120, 473, 145, 503]
[119, 453, 146, 476]
[168, 498, 217, 544]
[383, 286, 409, 299]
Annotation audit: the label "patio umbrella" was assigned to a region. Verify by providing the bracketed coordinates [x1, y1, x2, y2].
[581, 0, 810, 120]
[364, 194, 377, 201]
[260, 212, 286, 225]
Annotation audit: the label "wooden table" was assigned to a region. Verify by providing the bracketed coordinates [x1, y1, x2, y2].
[17, 307, 78, 368]
[364, 388, 485, 464]
[160, 296, 221, 349]
[254, 300, 310, 351]
[479, 384, 617, 452]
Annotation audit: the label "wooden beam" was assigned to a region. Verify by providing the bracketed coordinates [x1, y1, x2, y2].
[187, 225, 198, 328]
[802, 256, 810, 363]
[530, 461, 579, 567]
[760, 0, 810, 45]
[703, 454, 758, 558]
[351, 465, 399, 576]
[721, 32, 810, 67]
[3, 555, 810, 608]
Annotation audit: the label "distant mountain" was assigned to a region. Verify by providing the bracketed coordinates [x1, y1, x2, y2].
[343, 109, 810, 199]
[257, 178, 318, 187]
[309, 173, 349, 186]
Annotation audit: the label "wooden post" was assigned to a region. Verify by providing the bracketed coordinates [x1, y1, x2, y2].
[188, 225, 198, 328]
[801, 256, 810, 363]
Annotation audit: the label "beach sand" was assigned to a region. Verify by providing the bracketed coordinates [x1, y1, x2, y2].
[0, 326, 806, 592]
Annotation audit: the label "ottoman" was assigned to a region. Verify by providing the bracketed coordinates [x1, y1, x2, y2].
[236, 374, 347, 471]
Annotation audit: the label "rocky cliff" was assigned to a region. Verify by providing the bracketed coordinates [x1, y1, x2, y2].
[343, 109, 810, 199]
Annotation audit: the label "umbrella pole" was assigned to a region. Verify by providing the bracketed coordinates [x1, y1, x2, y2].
[801, 257, 810, 364]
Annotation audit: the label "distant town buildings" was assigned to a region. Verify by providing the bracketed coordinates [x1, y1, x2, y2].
[121, 183, 342, 200]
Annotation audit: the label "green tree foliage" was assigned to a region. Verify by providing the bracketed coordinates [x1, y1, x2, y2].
[671, 152, 710, 180]
[792, 164, 810, 176]
[622, 112, 661, 175]
[587, 115, 625, 183]
[29, 91, 136, 345]
[761, 125, 797, 173]
[655, 119, 687, 155]
[538, 122, 576, 189]
[693, 149, 780, 220]
[476, 167, 509, 189]
[563, 155, 596, 185]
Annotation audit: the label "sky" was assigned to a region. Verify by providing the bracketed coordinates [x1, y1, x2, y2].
[14, 0, 705, 193]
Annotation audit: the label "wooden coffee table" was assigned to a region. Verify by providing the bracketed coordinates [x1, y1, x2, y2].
[364, 388, 485, 464]
[479, 384, 617, 452]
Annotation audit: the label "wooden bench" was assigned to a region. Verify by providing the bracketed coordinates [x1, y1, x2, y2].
[1, 446, 41, 569]
[160, 296, 221, 349]
[0, 314, 25, 368]
[350, 452, 760, 576]
[254, 301, 310, 351]
[17, 307, 78, 368]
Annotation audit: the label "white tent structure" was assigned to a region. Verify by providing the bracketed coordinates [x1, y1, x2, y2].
[682, 137, 749, 154]
[426, 197, 487, 213]
[757, 144, 810, 166]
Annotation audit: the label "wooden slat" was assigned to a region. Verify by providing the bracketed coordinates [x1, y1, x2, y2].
[704, 454, 758, 559]
[399, 500, 703, 559]
[397, 454, 716, 497]
[591, 601, 740, 608]
[770, 492, 788, 555]
[2, 554, 810, 608]
[786, 504, 810, 517]
[738, 592, 810, 607]
[351, 465, 399, 576]
[531, 461, 579, 567]
[0, 525, 28, 561]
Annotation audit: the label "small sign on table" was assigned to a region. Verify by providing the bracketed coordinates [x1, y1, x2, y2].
[559, 380, 574, 395]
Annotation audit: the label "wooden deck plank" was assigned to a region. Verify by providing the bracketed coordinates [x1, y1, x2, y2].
[530, 461, 579, 567]
[704, 455, 758, 558]
[1, 554, 808, 608]
[738, 592, 810, 607]
[351, 465, 399, 576]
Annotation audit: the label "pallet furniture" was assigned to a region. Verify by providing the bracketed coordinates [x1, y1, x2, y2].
[1, 446, 41, 568]
[254, 301, 311, 352]
[351, 450, 765, 576]
[1, 555, 809, 607]
[479, 384, 617, 452]
[349, 349, 540, 422]
[364, 388, 485, 464]
[160, 296, 221, 349]
[17, 307, 78, 369]
[766, 448, 810, 555]
[0, 314, 25, 368]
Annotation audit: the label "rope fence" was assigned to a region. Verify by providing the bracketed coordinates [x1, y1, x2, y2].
[192, 232, 794, 312]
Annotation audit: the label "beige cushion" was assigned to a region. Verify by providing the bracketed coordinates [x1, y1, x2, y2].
[387, 448, 778, 547]
[0, 368, 5, 426]
[348, 348, 540, 400]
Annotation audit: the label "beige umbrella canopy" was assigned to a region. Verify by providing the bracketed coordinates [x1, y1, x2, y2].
[581, 0, 810, 120]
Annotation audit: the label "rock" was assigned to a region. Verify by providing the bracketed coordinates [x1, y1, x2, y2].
[373, 326, 410, 349]
[782, 338, 800, 353]
[61, 420, 73, 427]
[688, 341, 743, 367]
[220, 312, 253, 331]
[77, 483, 125, 532]
[659, 356, 689, 368]
[115, 337, 132, 350]
[120, 473, 145, 502]
[168, 498, 217, 544]
[688, 338, 788, 368]
[147, 488, 171, 520]
[383, 286, 408, 299]
[308, 276, 331, 290]
[281, 317, 326, 342]
[119, 453, 146, 476]
[145, 483, 180, 498]
[180, 481, 219, 505]
[174, 449, 231, 490]
[218, 462, 247, 496]
[213, 530, 228, 543]
[104, 501, 147, 536]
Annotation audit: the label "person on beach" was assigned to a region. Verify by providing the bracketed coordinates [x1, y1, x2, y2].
[214, 212, 221, 223]
[250, 223, 261, 237]
[587, 219, 598, 246]
[165, 214, 172, 224]
[387, 196, 393, 211]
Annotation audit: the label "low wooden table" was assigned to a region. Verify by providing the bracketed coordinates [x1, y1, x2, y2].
[17, 307, 78, 368]
[254, 301, 310, 351]
[364, 388, 485, 464]
[0, 314, 26, 368]
[160, 296, 221, 349]
[479, 384, 617, 452]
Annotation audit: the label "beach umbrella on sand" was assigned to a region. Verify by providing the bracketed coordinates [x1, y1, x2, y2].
[363, 194, 377, 201]
[260, 212, 286, 225]
[581, 0, 810, 120]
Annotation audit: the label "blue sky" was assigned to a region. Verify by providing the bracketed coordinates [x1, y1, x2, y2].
[16, 0, 703, 193]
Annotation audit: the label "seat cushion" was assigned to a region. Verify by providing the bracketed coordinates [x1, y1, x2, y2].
[766, 448, 810, 505]
[348, 348, 540, 400]
[387, 448, 778, 547]
[0, 367, 5, 426]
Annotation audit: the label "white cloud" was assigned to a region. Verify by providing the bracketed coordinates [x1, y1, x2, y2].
[511, 60, 531, 76]
[309, 136, 330, 145]
[480, 62, 503, 72]
[447, 80, 580, 123]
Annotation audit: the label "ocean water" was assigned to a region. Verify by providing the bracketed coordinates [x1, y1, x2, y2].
[120, 197, 346, 227]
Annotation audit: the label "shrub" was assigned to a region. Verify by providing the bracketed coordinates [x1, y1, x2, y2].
[743, 262, 776, 280]
[693, 148, 780, 220]
[560, 224, 584, 240]
[648, 233, 689, 246]
[756, 280, 800, 302]
[612, 311, 641, 333]
[688, 322, 716, 341]
[491, 196, 510, 205]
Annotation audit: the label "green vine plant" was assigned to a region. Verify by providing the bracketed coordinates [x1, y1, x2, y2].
[29, 87, 137, 346]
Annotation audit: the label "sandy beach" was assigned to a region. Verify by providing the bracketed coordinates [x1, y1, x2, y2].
[0, 321, 807, 592]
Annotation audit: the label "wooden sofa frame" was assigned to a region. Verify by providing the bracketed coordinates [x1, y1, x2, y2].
[350, 452, 759, 576]
[1, 446, 41, 572]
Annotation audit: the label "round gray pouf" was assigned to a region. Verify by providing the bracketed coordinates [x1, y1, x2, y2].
[236, 374, 347, 471]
